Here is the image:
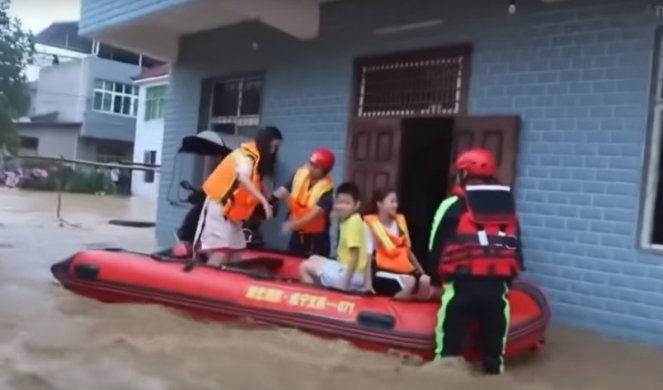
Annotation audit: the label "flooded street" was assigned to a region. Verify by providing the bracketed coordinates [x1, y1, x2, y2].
[1, 188, 663, 389]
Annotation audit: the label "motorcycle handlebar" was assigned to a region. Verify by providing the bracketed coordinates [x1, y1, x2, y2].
[180, 180, 194, 191]
[179, 180, 205, 205]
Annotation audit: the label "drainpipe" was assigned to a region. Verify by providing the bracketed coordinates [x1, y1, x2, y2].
[75, 54, 89, 159]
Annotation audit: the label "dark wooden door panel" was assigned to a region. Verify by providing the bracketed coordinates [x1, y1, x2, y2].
[345, 118, 403, 208]
[449, 115, 520, 188]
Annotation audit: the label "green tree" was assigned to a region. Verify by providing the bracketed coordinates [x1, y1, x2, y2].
[0, 0, 35, 154]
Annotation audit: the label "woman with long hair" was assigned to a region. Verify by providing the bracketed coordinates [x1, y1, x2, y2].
[193, 126, 283, 267]
[363, 188, 431, 300]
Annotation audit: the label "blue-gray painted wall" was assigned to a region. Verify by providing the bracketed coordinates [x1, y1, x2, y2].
[79, 0, 194, 36]
[82, 56, 140, 142]
[81, 0, 663, 346]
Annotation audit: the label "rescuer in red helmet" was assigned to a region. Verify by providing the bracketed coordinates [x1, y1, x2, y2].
[428, 148, 524, 375]
[273, 148, 336, 257]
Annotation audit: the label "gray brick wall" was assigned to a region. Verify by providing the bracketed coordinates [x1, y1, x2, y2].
[130, 0, 663, 346]
[155, 65, 203, 238]
[465, 2, 663, 344]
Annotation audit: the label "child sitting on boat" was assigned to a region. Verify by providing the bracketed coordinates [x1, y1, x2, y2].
[299, 182, 370, 292]
[363, 189, 431, 300]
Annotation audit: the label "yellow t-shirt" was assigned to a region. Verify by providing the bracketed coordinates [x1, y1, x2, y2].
[336, 213, 368, 272]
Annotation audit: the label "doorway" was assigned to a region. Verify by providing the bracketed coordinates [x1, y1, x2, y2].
[345, 115, 521, 273]
[398, 118, 454, 267]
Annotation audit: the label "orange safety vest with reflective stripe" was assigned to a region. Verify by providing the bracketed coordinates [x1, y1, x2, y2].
[288, 166, 334, 234]
[202, 142, 261, 223]
[364, 214, 415, 274]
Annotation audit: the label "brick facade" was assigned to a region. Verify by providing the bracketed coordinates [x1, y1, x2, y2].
[152, 0, 663, 346]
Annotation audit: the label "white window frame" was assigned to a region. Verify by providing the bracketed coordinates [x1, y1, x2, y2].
[641, 35, 663, 250]
[143, 150, 157, 183]
[208, 76, 263, 137]
[93, 79, 139, 117]
[144, 85, 167, 121]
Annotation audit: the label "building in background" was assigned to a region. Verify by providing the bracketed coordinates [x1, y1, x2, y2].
[24, 42, 88, 83]
[131, 64, 169, 198]
[16, 21, 163, 163]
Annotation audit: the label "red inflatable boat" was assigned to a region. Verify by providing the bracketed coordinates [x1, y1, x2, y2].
[51, 248, 550, 360]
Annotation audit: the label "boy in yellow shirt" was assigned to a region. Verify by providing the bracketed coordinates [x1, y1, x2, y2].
[299, 182, 370, 292]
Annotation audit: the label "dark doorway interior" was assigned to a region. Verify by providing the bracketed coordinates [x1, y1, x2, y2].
[651, 151, 663, 244]
[398, 117, 454, 270]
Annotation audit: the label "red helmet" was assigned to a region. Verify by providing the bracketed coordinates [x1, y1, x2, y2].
[455, 148, 497, 177]
[309, 148, 335, 172]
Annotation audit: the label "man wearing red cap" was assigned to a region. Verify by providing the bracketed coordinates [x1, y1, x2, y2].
[428, 148, 524, 375]
[273, 148, 336, 257]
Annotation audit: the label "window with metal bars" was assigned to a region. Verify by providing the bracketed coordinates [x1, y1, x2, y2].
[356, 49, 469, 117]
[208, 76, 263, 138]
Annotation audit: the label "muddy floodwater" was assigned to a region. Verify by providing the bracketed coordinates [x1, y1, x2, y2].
[1, 188, 663, 389]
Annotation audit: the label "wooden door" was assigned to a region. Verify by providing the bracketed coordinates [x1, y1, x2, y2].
[449, 115, 520, 188]
[345, 118, 403, 210]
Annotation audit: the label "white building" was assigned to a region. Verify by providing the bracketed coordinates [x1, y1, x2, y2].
[16, 22, 164, 166]
[131, 65, 169, 198]
[25, 44, 88, 83]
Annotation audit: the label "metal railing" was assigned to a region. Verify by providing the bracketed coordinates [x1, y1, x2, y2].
[3, 155, 160, 227]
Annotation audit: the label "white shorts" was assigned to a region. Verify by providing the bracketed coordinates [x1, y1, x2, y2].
[194, 197, 246, 251]
[375, 271, 408, 287]
[319, 260, 365, 292]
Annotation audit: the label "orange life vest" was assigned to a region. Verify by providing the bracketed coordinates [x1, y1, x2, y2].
[288, 166, 334, 234]
[202, 142, 261, 223]
[364, 214, 415, 274]
[439, 185, 522, 278]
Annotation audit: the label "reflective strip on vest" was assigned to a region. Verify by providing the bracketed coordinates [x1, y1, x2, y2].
[396, 215, 411, 248]
[203, 142, 261, 223]
[429, 196, 460, 251]
[367, 215, 410, 249]
[365, 214, 414, 273]
[291, 167, 334, 207]
[288, 166, 333, 234]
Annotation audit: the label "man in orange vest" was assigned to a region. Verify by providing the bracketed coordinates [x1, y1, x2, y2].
[273, 148, 335, 257]
[428, 148, 524, 375]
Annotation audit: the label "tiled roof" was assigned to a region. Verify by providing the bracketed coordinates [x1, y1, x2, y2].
[133, 64, 170, 81]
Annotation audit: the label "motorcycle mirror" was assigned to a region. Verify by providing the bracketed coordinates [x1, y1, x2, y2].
[180, 180, 193, 190]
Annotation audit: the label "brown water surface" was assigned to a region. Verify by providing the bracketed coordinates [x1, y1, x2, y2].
[1, 188, 662, 389]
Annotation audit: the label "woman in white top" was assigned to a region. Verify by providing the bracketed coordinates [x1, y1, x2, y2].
[364, 189, 431, 300]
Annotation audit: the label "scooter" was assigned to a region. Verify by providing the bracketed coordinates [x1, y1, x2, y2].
[171, 179, 273, 257]
[169, 130, 278, 260]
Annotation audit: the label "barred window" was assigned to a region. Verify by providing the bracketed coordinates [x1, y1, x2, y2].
[209, 76, 263, 138]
